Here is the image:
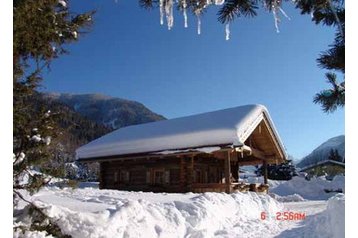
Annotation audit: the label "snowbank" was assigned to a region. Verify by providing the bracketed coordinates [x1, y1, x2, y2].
[269, 193, 306, 203]
[303, 193, 345, 238]
[18, 188, 286, 238]
[270, 176, 345, 200]
[14, 230, 54, 238]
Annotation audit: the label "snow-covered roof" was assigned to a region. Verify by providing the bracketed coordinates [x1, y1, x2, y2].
[76, 104, 285, 160]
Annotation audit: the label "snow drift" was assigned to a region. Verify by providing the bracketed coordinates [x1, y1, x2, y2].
[301, 193, 345, 238]
[16, 188, 285, 238]
[270, 175, 345, 200]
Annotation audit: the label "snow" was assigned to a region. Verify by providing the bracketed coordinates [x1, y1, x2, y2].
[241, 175, 345, 200]
[154, 146, 221, 155]
[277, 194, 345, 238]
[43, 136, 51, 146]
[76, 104, 285, 160]
[214, 0, 225, 5]
[17, 187, 288, 238]
[72, 31, 78, 39]
[14, 152, 26, 165]
[306, 193, 345, 238]
[14, 174, 345, 238]
[31, 135, 42, 142]
[58, 0, 67, 8]
[14, 230, 54, 238]
[269, 193, 306, 203]
[270, 175, 345, 200]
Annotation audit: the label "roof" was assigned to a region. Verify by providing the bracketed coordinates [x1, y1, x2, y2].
[300, 160, 345, 171]
[76, 104, 286, 161]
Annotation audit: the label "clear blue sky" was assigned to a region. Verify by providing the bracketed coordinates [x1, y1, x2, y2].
[41, 0, 344, 160]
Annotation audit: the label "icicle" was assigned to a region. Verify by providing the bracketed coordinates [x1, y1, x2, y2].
[225, 23, 230, 40]
[197, 13, 201, 35]
[215, 0, 225, 5]
[183, 0, 188, 28]
[279, 7, 291, 20]
[159, 0, 164, 25]
[272, 0, 281, 33]
[273, 8, 280, 33]
[165, 0, 174, 30]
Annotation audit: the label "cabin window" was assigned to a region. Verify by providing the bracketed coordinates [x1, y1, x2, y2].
[129, 170, 146, 184]
[194, 170, 202, 183]
[114, 172, 119, 183]
[169, 169, 180, 184]
[120, 171, 129, 183]
[146, 171, 151, 184]
[154, 170, 164, 184]
[164, 171, 170, 184]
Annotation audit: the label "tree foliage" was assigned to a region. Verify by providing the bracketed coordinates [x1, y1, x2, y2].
[256, 160, 299, 180]
[327, 148, 343, 162]
[13, 0, 94, 236]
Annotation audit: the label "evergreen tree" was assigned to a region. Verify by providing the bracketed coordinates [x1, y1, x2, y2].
[327, 148, 343, 162]
[257, 160, 299, 180]
[13, 0, 94, 236]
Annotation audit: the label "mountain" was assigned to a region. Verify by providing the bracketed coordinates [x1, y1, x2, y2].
[27, 93, 111, 160]
[297, 135, 345, 168]
[45, 93, 166, 129]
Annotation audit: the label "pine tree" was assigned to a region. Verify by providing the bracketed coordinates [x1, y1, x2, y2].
[328, 148, 343, 162]
[13, 0, 94, 236]
[257, 159, 298, 180]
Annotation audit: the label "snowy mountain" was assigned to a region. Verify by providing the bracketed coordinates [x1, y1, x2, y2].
[297, 135, 345, 168]
[45, 93, 166, 129]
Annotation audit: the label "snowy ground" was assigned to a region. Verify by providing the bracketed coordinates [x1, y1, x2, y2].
[14, 176, 345, 238]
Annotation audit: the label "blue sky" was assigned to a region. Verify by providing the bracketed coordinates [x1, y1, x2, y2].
[41, 0, 344, 160]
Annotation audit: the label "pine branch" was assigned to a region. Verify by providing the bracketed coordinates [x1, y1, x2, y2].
[313, 72, 345, 113]
[139, 0, 159, 9]
[218, 0, 258, 24]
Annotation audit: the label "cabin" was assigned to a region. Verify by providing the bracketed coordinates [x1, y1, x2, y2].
[76, 104, 287, 193]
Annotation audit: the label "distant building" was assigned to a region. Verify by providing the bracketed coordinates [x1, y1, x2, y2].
[76, 104, 287, 193]
[300, 160, 345, 177]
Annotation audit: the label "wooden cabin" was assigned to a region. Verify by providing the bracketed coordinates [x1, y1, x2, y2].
[76, 104, 287, 193]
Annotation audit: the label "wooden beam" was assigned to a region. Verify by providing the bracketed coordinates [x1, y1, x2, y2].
[251, 148, 266, 160]
[262, 116, 285, 160]
[188, 156, 194, 190]
[237, 162, 240, 182]
[238, 159, 263, 166]
[180, 157, 185, 191]
[236, 145, 266, 160]
[99, 162, 104, 189]
[263, 160, 268, 185]
[225, 151, 231, 193]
